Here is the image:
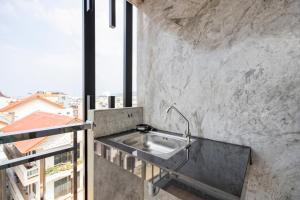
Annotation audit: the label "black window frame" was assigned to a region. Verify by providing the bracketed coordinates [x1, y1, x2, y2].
[82, 0, 133, 199]
[54, 152, 72, 165]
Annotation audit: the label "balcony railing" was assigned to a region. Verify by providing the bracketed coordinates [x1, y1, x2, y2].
[0, 122, 92, 200]
[7, 170, 26, 200]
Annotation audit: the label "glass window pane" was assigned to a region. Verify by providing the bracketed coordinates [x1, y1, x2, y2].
[54, 176, 72, 199]
[0, 0, 84, 199]
[95, 0, 124, 109]
[95, 0, 137, 109]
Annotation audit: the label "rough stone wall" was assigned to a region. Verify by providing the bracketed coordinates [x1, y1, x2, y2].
[94, 155, 144, 200]
[0, 170, 6, 200]
[136, 0, 300, 199]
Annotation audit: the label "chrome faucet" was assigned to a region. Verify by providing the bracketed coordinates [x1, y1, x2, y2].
[166, 104, 191, 146]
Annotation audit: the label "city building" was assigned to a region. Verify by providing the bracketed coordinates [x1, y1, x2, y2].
[0, 118, 8, 129]
[0, 93, 73, 122]
[2, 111, 83, 200]
[35, 91, 67, 106]
[0, 91, 13, 109]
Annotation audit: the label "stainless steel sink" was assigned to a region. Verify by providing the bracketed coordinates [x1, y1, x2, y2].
[110, 131, 193, 159]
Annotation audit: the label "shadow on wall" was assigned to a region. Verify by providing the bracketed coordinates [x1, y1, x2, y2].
[139, 0, 299, 50]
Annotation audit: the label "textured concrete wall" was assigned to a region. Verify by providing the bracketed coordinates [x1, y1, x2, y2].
[144, 181, 180, 200]
[94, 154, 144, 200]
[89, 107, 143, 138]
[137, 0, 300, 199]
[0, 170, 6, 200]
[91, 108, 144, 200]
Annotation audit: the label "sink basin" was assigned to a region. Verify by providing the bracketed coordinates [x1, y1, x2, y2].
[110, 131, 192, 159]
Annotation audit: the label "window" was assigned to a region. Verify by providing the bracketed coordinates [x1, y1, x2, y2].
[77, 143, 80, 159]
[54, 144, 80, 165]
[95, 0, 137, 108]
[54, 152, 72, 165]
[32, 183, 36, 195]
[54, 176, 71, 199]
[77, 171, 80, 189]
[0, 0, 83, 199]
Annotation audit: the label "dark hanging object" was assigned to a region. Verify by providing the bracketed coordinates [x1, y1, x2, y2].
[108, 96, 115, 108]
[109, 0, 116, 28]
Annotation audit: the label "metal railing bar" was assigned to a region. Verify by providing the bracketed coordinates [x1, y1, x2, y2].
[73, 131, 78, 200]
[0, 145, 74, 170]
[0, 123, 91, 145]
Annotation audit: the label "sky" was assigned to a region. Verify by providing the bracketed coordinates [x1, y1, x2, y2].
[0, 0, 136, 98]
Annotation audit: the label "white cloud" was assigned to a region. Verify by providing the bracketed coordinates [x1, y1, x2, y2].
[0, 0, 81, 37]
[0, 0, 17, 17]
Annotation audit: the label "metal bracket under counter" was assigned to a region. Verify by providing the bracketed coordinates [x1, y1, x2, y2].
[94, 140, 167, 182]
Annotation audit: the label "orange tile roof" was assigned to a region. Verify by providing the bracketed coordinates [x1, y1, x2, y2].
[0, 121, 8, 126]
[0, 94, 64, 112]
[1, 111, 80, 154]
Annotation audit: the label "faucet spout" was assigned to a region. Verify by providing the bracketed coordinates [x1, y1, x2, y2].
[166, 106, 172, 114]
[166, 104, 191, 144]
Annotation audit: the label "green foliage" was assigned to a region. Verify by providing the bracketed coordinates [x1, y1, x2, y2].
[46, 159, 82, 175]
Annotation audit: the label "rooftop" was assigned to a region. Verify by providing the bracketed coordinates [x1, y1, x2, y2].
[1, 111, 80, 154]
[0, 93, 64, 112]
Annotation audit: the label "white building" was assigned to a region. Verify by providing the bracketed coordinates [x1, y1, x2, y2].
[0, 91, 14, 109]
[0, 118, 8, 129]
[0, 93, 73, 122]
[2, 111, 83, 200]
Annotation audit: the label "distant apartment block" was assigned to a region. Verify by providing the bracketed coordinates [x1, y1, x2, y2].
[1, 111, 83, 200]
[0, 93, 74, 123]
[96, 95, 137, 109]
[0, 91, 14, 109]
